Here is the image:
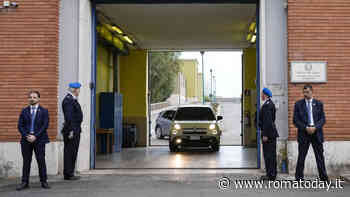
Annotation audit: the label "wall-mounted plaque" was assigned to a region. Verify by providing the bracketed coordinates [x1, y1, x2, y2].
[290, 61, 327, 83]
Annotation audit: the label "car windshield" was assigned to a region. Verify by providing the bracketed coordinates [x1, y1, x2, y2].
[174, 107, 216, 121]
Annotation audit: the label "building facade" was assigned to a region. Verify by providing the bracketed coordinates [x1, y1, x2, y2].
[0, 0, 350, 177]
[179, 59, 201, 103]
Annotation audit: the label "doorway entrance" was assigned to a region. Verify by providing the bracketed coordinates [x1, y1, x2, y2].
[91, 0, 261, 170]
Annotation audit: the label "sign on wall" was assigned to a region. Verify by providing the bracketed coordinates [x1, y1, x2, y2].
[290, 61, 327, 83]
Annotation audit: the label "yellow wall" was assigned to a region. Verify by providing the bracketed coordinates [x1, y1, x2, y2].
[243, 48, 256, 91]
[180, 59, 199, 100]
[119, 50, 148, 146]
[242, 48, 257, 146]
[96, 43, 114, 128]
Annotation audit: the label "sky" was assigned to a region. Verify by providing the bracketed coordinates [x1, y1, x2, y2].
[180, 51, 242, 98]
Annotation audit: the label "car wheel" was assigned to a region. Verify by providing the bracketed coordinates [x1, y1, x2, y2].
[169, 142, 177, 152]
[156, 126, 164, 139]
[212, 143, 220, 152]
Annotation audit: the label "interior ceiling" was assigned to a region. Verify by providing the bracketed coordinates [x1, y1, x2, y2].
[97, 4, 256, 50]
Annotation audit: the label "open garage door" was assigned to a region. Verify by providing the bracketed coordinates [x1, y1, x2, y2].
[91, 0, 260, 170]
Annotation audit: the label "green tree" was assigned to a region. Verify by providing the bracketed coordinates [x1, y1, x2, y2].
[150, 52, 181, 103]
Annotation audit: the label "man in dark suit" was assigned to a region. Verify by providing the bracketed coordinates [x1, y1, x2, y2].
[17, 91, 50, 190]
[259, 88, 279, 181]
[61, 82, 83, 180]
[293, 85, 328, 182]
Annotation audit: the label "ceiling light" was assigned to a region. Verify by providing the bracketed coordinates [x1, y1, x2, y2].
[123, 35, 133, 45]
[111, 26, 123, 34]
[251, 35, 256, 43]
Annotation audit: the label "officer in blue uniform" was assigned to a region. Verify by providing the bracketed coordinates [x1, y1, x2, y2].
[61, 82, 83, 180]
[259, 88, 279, 181]
[17, 91, 50, 190]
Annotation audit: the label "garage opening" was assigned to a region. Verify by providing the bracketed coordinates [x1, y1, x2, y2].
[92, 1, 260, 169]
[149, 51, 243, 147]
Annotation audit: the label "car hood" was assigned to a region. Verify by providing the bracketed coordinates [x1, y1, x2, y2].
[173, 120, 217, 128]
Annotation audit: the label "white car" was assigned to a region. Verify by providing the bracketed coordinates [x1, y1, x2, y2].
[169, 105, 223, 152]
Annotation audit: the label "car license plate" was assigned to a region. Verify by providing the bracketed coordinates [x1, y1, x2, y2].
[190, 136, 200, 140]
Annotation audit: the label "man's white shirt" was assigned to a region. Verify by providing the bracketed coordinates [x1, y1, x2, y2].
[305, 98, 314, 126]
[68, 92, 77, 100]
[30, 104, 39, 115]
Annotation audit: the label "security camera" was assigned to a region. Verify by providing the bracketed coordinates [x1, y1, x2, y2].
[10, 2, 18, 7]
[3, 1, 10, 8]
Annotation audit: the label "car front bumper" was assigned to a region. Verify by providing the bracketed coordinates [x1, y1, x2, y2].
[170, 136, 219, 147]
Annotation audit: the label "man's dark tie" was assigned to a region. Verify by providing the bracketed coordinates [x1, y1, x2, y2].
[30, 107, 36, 134]
[307, 101, 312, 125]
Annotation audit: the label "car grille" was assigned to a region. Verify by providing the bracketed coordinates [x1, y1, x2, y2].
[183, 128, 207, 134]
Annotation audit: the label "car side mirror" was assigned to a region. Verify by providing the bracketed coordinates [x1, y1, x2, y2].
[217, 116, 223, 121]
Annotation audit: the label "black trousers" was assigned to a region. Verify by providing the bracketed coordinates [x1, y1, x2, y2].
[63, 133, 80, 177]
[21, 141, 47, 183]
[262, 138, 277, 179]
[295, 135, 328, 181]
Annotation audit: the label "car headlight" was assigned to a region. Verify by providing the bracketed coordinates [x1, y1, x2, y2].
[174, 124, 181, 130]
[172, 130, 178, 135]
[211, 130, 218, 135]
[209, 124, 216, 130]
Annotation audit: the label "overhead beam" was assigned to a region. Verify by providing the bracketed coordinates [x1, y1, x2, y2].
[96, 0, 257, 4]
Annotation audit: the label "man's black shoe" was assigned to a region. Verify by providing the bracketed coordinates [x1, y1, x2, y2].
[41, 182, 51, 189]
[64, 176, 80, 180]
[16, 182, 29, 191]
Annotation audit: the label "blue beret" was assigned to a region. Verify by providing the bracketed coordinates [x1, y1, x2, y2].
[69, 82, 81, 89]
[262, 88, 272, 97]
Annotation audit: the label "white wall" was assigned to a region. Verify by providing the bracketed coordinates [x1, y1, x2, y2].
[167, 95, 186, 106]
[167, 72, 187, 106]
[58, 0, 80, 175]
[288, 141, 350, 176]
[259, 0, 289, 172]
[260, 0, 288, 140]
[58, 0, 92, 174]
[0, 142, 61, 177]
[58, 0, 80, 138]
[76, 0, 92, 172]
[57, 0, 92, 174]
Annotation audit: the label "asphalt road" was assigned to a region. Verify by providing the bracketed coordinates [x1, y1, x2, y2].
[1, 173, 348, 197]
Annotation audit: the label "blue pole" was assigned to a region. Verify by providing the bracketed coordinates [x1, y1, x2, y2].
[256, 0, 261, 169]
[90, 0, 97, 169]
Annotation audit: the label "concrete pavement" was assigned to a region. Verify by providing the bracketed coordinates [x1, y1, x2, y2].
[219, 102, 241, 145]
[0, 172, 348, 196]
[95, 146, 257, 168]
